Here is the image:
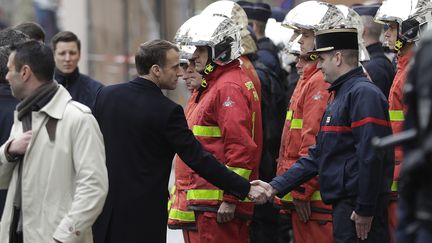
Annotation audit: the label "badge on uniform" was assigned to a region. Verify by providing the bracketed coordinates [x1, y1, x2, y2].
[223, 97, 235, 107]
[326, 116, 331, 124]
[312, 91, 323, 101]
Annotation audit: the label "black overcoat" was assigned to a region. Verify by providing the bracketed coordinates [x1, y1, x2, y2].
[0, 84, 18, 219]
[92, 77, 250, 243]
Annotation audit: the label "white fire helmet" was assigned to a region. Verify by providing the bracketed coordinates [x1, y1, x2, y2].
[282, 1, 345, 31]
[200, 0, 255, 54]
[375, 0, 432, 50]
[176, 14, 242, 66]
[174, 15, 199, 61]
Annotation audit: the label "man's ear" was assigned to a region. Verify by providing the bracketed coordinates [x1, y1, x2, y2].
[20, 65, 32, 82]
[151, 64, 161, 77]
[335, 52, 343, 67]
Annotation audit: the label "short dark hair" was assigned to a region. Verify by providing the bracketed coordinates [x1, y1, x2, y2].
[51, 31, 81, 52]
[10, 40, 55, 82]
[135, 40, 179, 75]
[14, 22, 45, 42]
[331, 49, 359, 67]
[0, 46, 10, 83]
[0, 28, 29, 47]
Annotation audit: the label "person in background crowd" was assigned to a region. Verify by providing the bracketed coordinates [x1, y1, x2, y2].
[238, 1, 283, 78]
[52, 31, 103, 108]
[32, 0, 59, 43]
[353, 4, 395, 98]
[14, 22, 45, 43]
[0, 28, 29, 222]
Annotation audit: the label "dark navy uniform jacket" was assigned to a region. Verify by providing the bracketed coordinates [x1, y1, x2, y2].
[54, 68, 103, 109]
[270, 67, 394, 216]
[363, 42, 396, 99]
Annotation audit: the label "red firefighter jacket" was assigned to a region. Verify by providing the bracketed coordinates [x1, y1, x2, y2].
[186, 60, 263, 218]
[275, 62, 332, 219]
[168, 91, 199, 228]
[389, 50, 413, 190]
[169, 57, 264, 226]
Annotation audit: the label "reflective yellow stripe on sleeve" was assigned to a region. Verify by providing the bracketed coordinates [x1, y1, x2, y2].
[391, 181, 398, 192]
[168, 209, 196, 222]
[279, 193, 293, 202]
[187, 189, 223, 201]
[192, 125, 222, 137]
[286, 110, 293, 121]
[279, 191, 322, 202]
[226, 165, 252, 180]
[187, 189, 251, 202]
[389, 110, 405, 121]
[290, 119, 303, 129]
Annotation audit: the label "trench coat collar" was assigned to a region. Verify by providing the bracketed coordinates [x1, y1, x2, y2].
[39, 85, 72, 120]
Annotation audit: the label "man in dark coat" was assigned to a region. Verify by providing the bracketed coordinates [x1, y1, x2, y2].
[52, 31, 103, 108]
[354, 4, 395, 98]
[0, 47, 18, 219]
[253, 28, 394, 242]
[239, 1, 283, 76]
[92, 40, 265, 243]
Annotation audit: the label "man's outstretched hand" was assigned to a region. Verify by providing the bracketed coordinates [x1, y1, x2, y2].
[248, 180, 277, 204]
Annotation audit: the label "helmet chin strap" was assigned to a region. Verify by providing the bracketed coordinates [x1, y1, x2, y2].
[394, 38, 405, 52]
[195, 51, 217, 103]
[204, 62, 216, 75]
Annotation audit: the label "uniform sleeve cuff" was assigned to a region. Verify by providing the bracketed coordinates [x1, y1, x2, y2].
[269, 180, 283, 195]
[223, 194, 240, 205]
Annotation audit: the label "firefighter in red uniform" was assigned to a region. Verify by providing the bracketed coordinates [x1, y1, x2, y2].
[167, 44, 202, 235]
[375, 1, 432, 241]
[167, 17, 202, 236]
[169, 5, 263, 241]
[274, 2, 357, 242]
[173, 14, 262, 243]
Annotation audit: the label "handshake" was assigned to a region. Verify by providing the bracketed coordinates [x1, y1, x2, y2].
[247, 180, 278, 204]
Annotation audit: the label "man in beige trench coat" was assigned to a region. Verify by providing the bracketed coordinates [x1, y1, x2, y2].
[0, 40, 108, 243]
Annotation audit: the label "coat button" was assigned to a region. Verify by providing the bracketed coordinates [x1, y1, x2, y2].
[76, 231, 81, 236]
[69, 227, 74, 232]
